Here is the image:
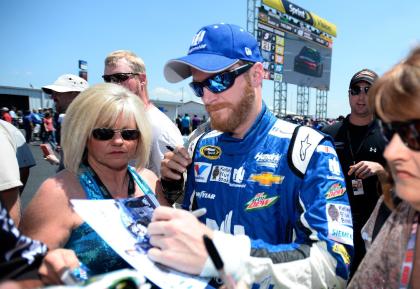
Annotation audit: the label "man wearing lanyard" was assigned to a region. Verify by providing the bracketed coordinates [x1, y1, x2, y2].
[322, 69, 389, 278]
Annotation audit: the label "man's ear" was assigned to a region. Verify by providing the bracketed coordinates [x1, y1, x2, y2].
[249, 62, 264, 87]
[138, 73, 147, 85]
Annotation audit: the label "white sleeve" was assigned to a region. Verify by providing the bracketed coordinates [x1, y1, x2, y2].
[200, 232, 346, 289]
[0, 126, 22, 191]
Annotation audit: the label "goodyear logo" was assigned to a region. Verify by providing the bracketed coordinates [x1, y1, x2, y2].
[200, 145, 222, 160]
[245, 192, 278, 211]
[325, 183, 346, 199]
[249, 172, 284, 186]
[332, 243, 351, 265]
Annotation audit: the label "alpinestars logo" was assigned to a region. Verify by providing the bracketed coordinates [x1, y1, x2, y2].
[300, 134, 311, 161]
[245, 192, 278, 211]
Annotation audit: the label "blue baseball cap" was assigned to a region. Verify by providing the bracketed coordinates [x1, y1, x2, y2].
[164, 23, 263, 83]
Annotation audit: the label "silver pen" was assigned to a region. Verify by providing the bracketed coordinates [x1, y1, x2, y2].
[191, 207, 207, 218]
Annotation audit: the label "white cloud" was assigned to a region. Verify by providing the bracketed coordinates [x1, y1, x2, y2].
[150, 86, 196, 103]
[152, 87, 180, 98]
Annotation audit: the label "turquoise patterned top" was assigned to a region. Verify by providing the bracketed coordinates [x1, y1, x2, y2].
[64, 165, 150, 275]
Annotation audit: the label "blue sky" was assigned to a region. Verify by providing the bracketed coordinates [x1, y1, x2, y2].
[1, 0, 419, 118]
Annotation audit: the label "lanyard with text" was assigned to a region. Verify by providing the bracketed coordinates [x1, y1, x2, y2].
[127, 166, 160, 208]
[346, 126, 372, 196]
[399, 213, 419, 289]
[84, 164, 135, 199]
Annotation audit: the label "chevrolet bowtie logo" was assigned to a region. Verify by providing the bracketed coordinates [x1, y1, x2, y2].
[249, 172, 284, 186]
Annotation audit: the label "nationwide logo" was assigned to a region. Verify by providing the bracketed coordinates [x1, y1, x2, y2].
[232, 167, 245, 184]
[328, 157, 341, 176]
[325, 183, 346, 199]
[254, 152, 282, 168]
[200, 145, 222, 160]
[332, 243, 351, 265]
[194, 162, 212, 183]
[245, 192, 278, 211]
[191, 30, 206, 45]
[249, 172, 284, 186]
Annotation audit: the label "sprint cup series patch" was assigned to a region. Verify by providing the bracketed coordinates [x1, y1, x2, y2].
[200, 145, 222, 160]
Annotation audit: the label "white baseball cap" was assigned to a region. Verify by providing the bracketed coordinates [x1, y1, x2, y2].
[42, 74, 89, 94]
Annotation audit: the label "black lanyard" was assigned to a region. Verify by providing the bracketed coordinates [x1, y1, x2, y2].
[86, 164, 135, 199]
[346, 125, 371, 165]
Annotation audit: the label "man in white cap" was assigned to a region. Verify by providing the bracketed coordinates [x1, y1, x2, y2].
[42, 74, 89, 115]
[41, 74, 88, 165]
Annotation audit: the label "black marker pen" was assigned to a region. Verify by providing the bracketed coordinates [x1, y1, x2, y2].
[203, 234, 236, 289]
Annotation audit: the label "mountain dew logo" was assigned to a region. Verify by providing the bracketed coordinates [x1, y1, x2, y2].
[245, 192, 278, 211]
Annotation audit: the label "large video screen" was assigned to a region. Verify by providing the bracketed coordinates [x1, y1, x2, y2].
[257, 2, 335, 90]
[283, 33, 332, 89]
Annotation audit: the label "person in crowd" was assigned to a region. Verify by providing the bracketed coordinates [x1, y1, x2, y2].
[9, 106, 18, 127]
[0, 119, 36, 193]
[1, 107, 13, 123]
[348, 46, 420, 289]
[42, 111, 56, 146]
[180, 113, 191, 135]
[0, 123, 81, 288]
[103, 50, 183, 177]
[322, 69, 389, 277]
[22, 110, 33, 143]
[150, 23, 353, 288]
[21, 83, 169, 275]
[41, 74, 89, 166]
[191, 114, 201, 131]
[175, 114, 182, 133]
[30, 109, 42, 141]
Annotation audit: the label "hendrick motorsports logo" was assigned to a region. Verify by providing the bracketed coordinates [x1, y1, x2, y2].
[249, 172, 284, 186]
[254, 152, 282, 168]
[245, 192, 278, 211]
[200, 145, 222, 160]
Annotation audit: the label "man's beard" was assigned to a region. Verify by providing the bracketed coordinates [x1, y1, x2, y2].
[207, 82, 255, 133]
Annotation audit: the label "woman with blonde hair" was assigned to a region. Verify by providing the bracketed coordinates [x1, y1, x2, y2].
[21, 83, 168, 275]
[348, 47, 420, 288]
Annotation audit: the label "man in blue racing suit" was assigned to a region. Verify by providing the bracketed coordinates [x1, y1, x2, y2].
[148, 23, 353, 289]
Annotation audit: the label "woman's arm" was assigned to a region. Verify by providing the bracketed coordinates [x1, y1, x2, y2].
[19, 174, 79, 249]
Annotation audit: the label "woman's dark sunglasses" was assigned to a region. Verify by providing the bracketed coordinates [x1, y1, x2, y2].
[92, 128, 140, 141]
[189, 63, 254, 97]
[102, 73, 139, 84]
[379, 119, 420, 151]
[349, 85, 370, 96]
